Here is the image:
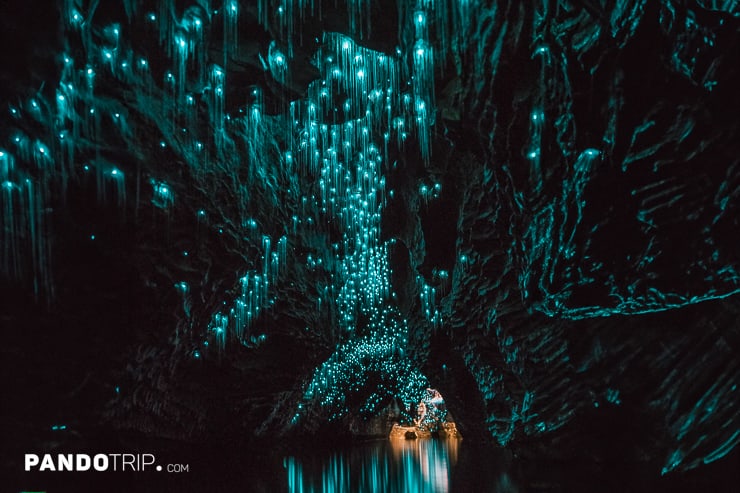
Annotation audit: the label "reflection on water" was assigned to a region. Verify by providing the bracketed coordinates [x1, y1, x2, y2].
[390, 438, 459, 492]
[285, 439, 461, 493]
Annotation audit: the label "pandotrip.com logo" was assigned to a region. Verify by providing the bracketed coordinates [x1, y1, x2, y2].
[24, 453, 190, 473]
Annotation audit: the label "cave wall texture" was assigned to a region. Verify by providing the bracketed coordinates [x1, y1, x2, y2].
[1, 0, 739, 477]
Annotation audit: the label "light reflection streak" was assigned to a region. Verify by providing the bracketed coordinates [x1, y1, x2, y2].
[284, 439, 460, 493]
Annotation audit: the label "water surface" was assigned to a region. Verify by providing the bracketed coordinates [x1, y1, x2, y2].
[283, 438, 518, 493]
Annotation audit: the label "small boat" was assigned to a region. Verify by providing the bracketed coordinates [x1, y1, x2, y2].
[389, 421, 462, 440]
[388, 388, 462, 440]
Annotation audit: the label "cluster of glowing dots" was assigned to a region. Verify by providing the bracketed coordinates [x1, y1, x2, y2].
[3, 1, 446, 416]
[206, 236, 288, 350]
[296, 307, 428, 423]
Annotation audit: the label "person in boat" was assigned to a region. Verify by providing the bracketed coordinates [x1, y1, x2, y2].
[415, 401, 427, 428]
[416, 388, 449, 431]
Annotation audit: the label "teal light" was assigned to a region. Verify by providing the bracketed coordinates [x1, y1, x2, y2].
[5, 1, 735, 473]
[605, 388, 621, 405]
[285, 439, 460, 492]
[150, 180, 174, 209]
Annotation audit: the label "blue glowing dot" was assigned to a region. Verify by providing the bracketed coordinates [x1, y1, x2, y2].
[90, 234, 95, 240]
[115, 386, 120, 394]
[148, 13, 156, 21]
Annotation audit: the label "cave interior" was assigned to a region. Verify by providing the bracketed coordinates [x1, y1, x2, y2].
[1, 0, 739, 490]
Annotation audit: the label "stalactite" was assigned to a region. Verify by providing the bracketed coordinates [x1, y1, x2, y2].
[223, 0, 239, 62]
